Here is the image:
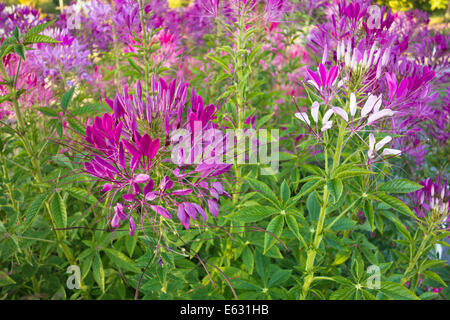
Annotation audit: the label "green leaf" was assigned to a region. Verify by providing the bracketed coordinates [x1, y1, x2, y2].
[23, 34, 60, 45]
[268, 269, 291, 288]
[51, 192, 67, 230]
[61, 86, 75, 110]
[12, 27, 20, 41]
[225, 205, 277, 223]
[37, 107, 59, 117]
[0, 44, 14, 59]
[306, 192, 320, 222]
[207, 55, 230, 74]
[419, 291, 439, 300]
[264, 215, 284, 254]
[127, 57, 141, 73]
[242, 246, 254, 274]
[66, 117, 85, 135]
[92, 253, 105, 293]
[280, 180, 290, 203]
[67, 187, 98, 206]
[379, 282, 419, 300]
[364, 200, 375, 232]
[376, 194, 415, 219]
[13, 44, 26, 60]
[246, 178, 279, 206]
[334, 168, 372, 180]
[379, 179, 423, 194]
[104, 249, 140, 273]
[327, 178, 343, 202]
[289, 178, 324, 205]
[285, 215, 302, 242]
[329, 217, 356, 231]
[330, 285, 355, 300]
[332, 250, 352, 266]
[23, 194, 47, 232]
[25, 20, 56, 37]
[0, 271, 16, 287]
[421, 270, 447, 287]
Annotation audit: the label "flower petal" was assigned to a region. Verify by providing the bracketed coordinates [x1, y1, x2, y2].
[295, 112, 311, 126]
[311, 101, 320, 123]
[349, 92, 357, 117]
[332, 107, 349, 122]
[150, 205, 172, 219]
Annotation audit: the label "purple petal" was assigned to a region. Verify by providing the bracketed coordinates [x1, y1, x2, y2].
[171, 189, 193, 196]
[177, 204, 190, 229]
[122, 194, 135, 201]
[134, 174, 150, 184]
[102, 183, 113, 192]
[143, 180, 154, 195]
[207, 199, 219, 218]
[129, 217, 136, 236]
[150, 205, 172, 219]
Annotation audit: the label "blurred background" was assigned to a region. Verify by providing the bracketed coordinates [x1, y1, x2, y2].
[1, 0, 449, 18]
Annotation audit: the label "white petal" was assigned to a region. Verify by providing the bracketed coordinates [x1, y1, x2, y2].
[362, 50, 368, 68]
[345, 49, 351, 67]
[307, 79, 319, 91]
[361, 94, 377, 118]
[375, 136, 392, 151]
[311, 101, 320, 123]
[373, 50, 381, 64]
[349, 92, 357, 117]
[373, 96, 382, 113]
[322, 109, 334, 123]
[332, 107, 349, 122]
[351, 48, 357, 70]
[376, 62, 382, 79]
[321, 121, 333, 132]
[381, 48, 390, 66]
[368, 43, 377, 65]
[369, 133, 375, 152]
[381, 148, 401, 157]
[367, 109, 394, 124]
[295, 112, 310, 126]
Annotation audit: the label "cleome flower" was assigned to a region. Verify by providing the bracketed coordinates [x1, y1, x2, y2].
[81, 78, 232, 234]
[332, 92, 395, 132]
[295, 101, 335, 137]
[409, 177, 449, 226]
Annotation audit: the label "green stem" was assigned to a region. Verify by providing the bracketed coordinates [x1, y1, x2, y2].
[1, 59, 75, 265]
[138, 0, 150, 92]
[400, 233, 430, 285]
[332, 126, 345, 173]
[1, 152, 18, 213]
[301, 184, 330, 300]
